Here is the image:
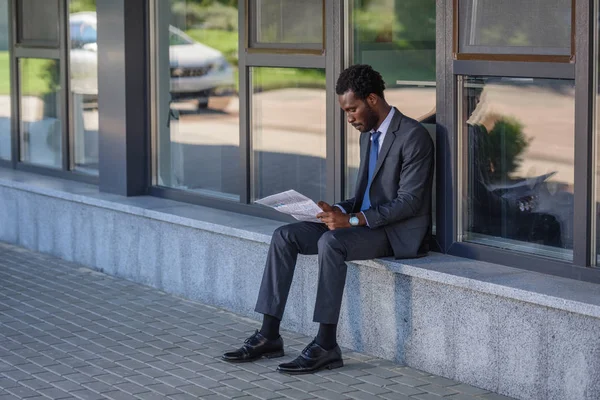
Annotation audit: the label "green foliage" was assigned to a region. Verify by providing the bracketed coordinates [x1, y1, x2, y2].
[0, 51, 9, 95]
[185, 28, 238, 65]
[479, 116, 531, 182]
[69, 0, 96, 13]
[252, 68, 326, 92]
[171, 1, 237, 31]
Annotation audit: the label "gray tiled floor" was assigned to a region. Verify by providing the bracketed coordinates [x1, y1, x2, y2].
[0, 242, 514, 400]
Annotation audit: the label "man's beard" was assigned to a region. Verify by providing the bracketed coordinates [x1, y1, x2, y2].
[361, 105, 380, 132]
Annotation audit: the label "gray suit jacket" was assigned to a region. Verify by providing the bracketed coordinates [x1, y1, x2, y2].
[337, 108, 434, 258]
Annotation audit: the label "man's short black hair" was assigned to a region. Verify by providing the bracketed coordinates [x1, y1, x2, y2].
[335, 64, 386, 100]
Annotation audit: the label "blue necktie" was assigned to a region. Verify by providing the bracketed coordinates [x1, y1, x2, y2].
[361, 131, 382, 211]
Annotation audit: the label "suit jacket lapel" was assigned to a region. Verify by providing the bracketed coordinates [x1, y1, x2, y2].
[372, 108, 403, 179]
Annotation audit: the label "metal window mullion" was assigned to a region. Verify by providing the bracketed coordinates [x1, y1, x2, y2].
[239, 0, 250, 204]
[245, 53, 325, 68]
[325, 0, 340, 204]
[9, 0, 18, 167]
[59, 0, 69, 171]
[436, 0, 456, 252]
[13, 47, 60, 59]
[453, 60, 575, 80]
[573, 0, 594, 267]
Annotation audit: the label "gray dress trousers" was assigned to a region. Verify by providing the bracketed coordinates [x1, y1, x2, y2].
[254, 221, 394, 324]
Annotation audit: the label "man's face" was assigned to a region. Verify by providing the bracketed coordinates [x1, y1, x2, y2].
[338, 90, 379, 133]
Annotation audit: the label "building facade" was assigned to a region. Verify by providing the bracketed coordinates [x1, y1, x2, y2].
[1, 1, 599, 399]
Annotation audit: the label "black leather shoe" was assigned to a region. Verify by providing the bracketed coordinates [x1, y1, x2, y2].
[222, 330, 284, 363]
[277, 340, 343, 374]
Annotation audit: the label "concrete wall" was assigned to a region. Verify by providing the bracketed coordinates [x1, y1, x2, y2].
[1, 180, 599, 400]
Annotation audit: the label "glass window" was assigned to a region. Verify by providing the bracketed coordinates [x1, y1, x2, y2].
[153, 0, 239, 199]
[250, 67, 326, 202]
[458, 0, 572, 56]
[18, 0, 60, 46]
[345, 0, 436, 228]
[0, 0, 11, 161]
[19, 58, 62, 168]
[69, 0, 98, 175]
[251, 0, 323, 49]
[460, 77, 574, 261]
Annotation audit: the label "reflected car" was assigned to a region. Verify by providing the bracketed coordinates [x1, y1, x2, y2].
[69, 12, 235, 109]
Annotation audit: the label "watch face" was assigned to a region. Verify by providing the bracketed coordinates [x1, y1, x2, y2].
[349, 216, 359, 226]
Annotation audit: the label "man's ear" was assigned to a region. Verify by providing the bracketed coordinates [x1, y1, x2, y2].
[366, 93, 378, 107]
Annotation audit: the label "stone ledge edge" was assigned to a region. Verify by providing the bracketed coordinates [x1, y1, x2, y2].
[2, 176, 600, 320]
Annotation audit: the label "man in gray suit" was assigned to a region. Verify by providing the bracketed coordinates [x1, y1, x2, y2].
[222, 64, 434, 374]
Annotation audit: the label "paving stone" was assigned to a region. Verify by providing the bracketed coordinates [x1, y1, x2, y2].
[113, 382, 149, 395]
[103, 391, 139, 400]
[391, 375, 430, 387]
[176, 384, 213, 397]
[239, 387, 283, 400]
[346, 391, 388, 400]
[145, 383, 182, 396]
[221, 377, 259, 391]
[0, 243, 516, 400]
[446, 394, 482, 400]
[419, 383, 461, 396]
[317, 381, 357, 394]
[35, 386, 73, 399]
[50, 379, 83, 393]
[70, 389, 105, 400]
[311, 389, 355, 400]
[479, 393, 515, 400]
[385, 383, 427, 396]
[413, 394, 448, 400]
[352, 382, 391, 395]
[4, 384, 39, 398]
[450, 383, 490, 396]
[355, 374, 396, 387]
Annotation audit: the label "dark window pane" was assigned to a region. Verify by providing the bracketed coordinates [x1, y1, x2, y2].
[19, 0, 59, 45]
[461, 76, 574, 260]
[0, 0, 10, 161]
[252, 0, 323, 48]
[20, 58, 62, 168]
[345, 0, 436, 231]
[154, 0, 239, 199]
[251, 67, 326, 202]
[458, 0, 572, 56]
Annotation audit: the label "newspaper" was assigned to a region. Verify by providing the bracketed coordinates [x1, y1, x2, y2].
[255, 190, 323, 223]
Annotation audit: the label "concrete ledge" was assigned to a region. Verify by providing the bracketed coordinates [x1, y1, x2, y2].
[1, 168, 599, 400]
[1, 168, 598, 320]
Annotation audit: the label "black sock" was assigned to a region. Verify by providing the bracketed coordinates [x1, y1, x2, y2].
[315, 323, 337, 350]
[259, 314, 280, 340]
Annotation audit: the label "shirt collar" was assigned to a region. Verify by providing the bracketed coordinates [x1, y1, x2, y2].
[371, 107, 395, 139]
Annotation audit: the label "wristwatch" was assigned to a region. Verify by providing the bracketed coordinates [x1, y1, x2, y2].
[349, 213, 360, 226]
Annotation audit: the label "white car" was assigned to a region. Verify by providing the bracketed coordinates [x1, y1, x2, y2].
[69, 12, 235, 109]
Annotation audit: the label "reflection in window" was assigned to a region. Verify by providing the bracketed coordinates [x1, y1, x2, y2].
[19, 58, 62, 168]
[154, 0, 239, 199]
[461, 77, 574, 260]
[0, 0, 10, 161]
[345, 0, 436, 229]
[458, 0, 572, 56]
[252, 0, 323, 47]
[251, 67, 326, 202]
[69, 0, 98, 175]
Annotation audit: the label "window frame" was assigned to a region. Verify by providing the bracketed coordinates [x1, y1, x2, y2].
[2, 0, 98, 183]
[245, 0, 326, 55]
[452, 0, 576, 63]
[435, 0, 599, 279]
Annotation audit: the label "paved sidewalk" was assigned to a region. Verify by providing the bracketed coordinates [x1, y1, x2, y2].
[0, 242, 514, 400]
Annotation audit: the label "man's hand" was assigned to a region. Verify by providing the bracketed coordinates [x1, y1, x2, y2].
[316, 201, 350, 230]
